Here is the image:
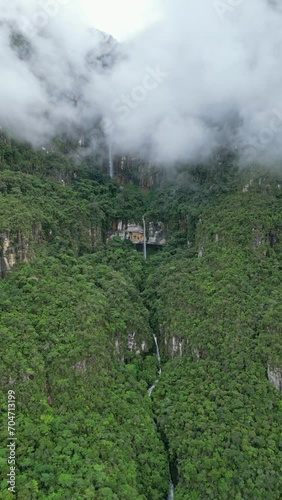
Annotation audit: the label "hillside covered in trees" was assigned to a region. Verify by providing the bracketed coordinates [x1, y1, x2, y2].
[1, 136, 282, 499]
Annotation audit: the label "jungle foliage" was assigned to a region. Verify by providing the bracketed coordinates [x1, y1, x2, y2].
[0, 137, 282, 499]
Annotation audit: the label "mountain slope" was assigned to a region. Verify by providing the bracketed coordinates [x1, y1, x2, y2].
[0, 140, 282, 499]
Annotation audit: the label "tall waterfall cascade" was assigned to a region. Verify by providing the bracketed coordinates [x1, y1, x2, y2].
[108, 137, 114, 178]
[148, 333, 174, 500]
[168, 481, 175, 500]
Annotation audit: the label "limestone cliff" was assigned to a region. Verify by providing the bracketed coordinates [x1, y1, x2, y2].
[0, 228, 41, 276]
[267, 365, 282, 393]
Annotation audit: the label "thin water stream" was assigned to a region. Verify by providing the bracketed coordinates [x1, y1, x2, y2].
[108, 137, 114, 178]
[148, 333, 175, 500]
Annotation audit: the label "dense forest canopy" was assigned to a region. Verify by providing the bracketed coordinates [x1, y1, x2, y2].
[2, 1, 282, 497]
[0, 134, 282, 499]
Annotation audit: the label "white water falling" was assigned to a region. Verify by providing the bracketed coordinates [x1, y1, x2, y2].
[108, 137, 114, 178]
[148, 334, 161, 397]
[153, 334, 161, 364]
[148, 333, 174, 500]
[148, 380, 159, 398]
[168, 481, 175, 500]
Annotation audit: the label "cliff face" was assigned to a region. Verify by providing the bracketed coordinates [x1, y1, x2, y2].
[103, 155, 164, 190]
[0, 220, 104, 277]
[268, 365, 282, 393]
[0, 227, 41, 276]
[115, 332, 149, 362]
[0, 153, 110, 278]
[0, 232, 16, 275]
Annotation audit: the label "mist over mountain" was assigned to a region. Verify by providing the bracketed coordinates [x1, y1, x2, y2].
[2, 4, 282, 500]
[1, 0, 282, 164]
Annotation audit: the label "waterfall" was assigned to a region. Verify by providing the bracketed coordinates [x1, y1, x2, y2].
[148, 333, 175, 500]
[153, 334, 161, 364]
[108, 137, 114, 178]
[148, 334, 161, 397]
[168, 481, 175, 500]
[148, 380, 159, 397]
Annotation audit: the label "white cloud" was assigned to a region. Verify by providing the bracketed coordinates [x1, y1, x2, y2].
[1, 0, 282, 165]
[80, 0, 162, 40]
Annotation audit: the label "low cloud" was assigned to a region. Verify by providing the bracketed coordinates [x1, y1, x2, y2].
[1, 0, 282, 165]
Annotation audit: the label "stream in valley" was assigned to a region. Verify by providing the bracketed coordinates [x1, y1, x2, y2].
[148, 334, 175, 500]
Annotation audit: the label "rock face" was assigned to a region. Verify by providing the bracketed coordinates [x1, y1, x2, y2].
[72, 360, 87, 373]
[0, 225, 43, 277]
[127, 332, 148, 356]
[0, 232, 16, 275]
[86, 29, 118, 71]
[0, 220, 102, 277]
[267, 365, 282, 392]
[171, 337, 185, 357]
[198, 246, 204, 258]
[113, 333, 149, 362]
[163, 334, 188, 358]
[110, 221, 167, 246]
[108, 156, 163, 190]
[242, 179, 254, 192]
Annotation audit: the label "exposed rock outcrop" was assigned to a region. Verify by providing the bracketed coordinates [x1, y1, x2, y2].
[0, 232, 16, 274]
[267, 365, 282, 392]
[107, 156, 163, 189]
[113, 333, 149, 362]
[127, 332, 149, 356]
[163, 334, 188, 358]
[0, 226, 42, 276]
